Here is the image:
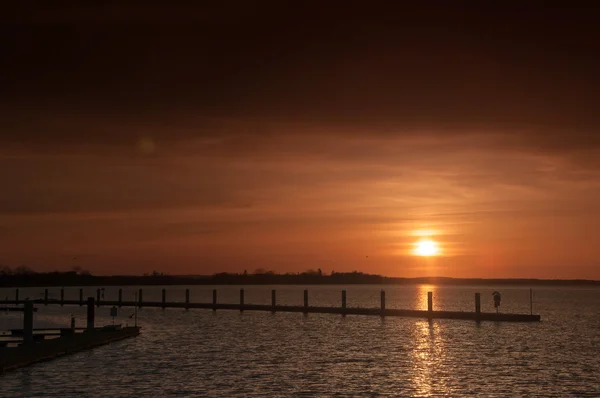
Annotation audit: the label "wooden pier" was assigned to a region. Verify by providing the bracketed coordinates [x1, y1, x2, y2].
[0, 300, 140, 374]
[0, 288, 541, 322]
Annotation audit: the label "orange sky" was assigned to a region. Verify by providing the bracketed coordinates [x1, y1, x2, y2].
[1, 4, 600, 278]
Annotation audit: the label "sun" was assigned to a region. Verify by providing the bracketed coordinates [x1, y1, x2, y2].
[414, 239, 440, 256]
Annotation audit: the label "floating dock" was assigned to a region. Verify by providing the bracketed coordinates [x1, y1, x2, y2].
[0, 288, 541, 322]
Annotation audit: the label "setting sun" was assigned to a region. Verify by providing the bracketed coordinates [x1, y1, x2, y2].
[414, 239, 440, 256]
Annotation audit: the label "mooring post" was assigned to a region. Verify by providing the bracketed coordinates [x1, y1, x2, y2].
[15, 288, 19, 304]
[23, 301, 34, 343]
[530, 288, 533, 315]
[185, 289, 190, 310]
[162, 288, 166, 309]
[271, 289, 276, 309]
[475, 293, 481, 319]
[96, 288, 101, 307]
[60, 288, 64, 306]
[138, 288, 143, 307]
[44, 288, 48, 305]
[380, 290, 386, 315]
[79, 288, 83, 306]
[240, 288, 244, 311]
[87, 297, 95, 330]
[118, 288, 122, 307]
[304, 289, 308, 312]
[427, 292, 433, 316]
[212, 289, 217, 311]
[342, 290, 347, 310]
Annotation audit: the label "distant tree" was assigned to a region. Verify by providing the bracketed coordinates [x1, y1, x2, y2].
[0, 265, 12, 275]
[254, 268, 266, 275]
[317, 268, 323, 276]
[243, 269, 248, 276]
[13, 265, 35, 275]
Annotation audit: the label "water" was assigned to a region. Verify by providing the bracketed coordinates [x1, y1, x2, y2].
[1, 285, 599, 397]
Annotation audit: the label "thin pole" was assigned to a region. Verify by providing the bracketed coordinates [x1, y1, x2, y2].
[134, 291, 138, 327]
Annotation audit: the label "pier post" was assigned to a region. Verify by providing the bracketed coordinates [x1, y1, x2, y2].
[342, 290, 347, 310]
[304, 289, 308, 312]
[212, 289, 217, 311]
[15, 288, 19, 304]
[96, 289, 101, 307]
[240, 289, 244, 311]
[79, 288, 83, 306]
[380, 290, 386, 315]
[271, 289, 276, 310]
[87, 297, 95, 330]
[185, 289, 190, 310]
[44, 289, 48, 305]
[138, 289, 143, 308]
[427, 292, 433, 317]
[162, 289, 166, 309]
[475, 293, 481, 319]
[118, 289, 122, 307]
[60, 288, 64, 306]
[23, 302, 33, 343]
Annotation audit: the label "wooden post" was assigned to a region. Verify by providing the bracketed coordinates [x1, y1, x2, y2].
[44, 289, 48, 305]
[185, 289, 190, 310]
[271, 289, 276, 309]
[427, 292, 433, 315]
[380, 290, 386, 314]
[342, 290, 347, 310]
[212, 289, 217, 311]
[23, 302, 33, 343]
[15, 288, 19, 303]
[304, 289, 308, 311]
[118, 289, 122, 307]
[475, 293, 481, 319]
[60, 288, 64, 306]
[240, 288, 244, 311]
[79, 288, 83, 306]
[87, 297, 95, 330]
[530, 288, 533, 315]
[162, 288, 166, 309]
[96, 288, 101, 307]
[138, 288, 143, 307]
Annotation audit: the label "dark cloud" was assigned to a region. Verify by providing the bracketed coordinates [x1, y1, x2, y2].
[1, 3, 599, 151]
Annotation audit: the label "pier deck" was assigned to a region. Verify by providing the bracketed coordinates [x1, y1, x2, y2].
[0, 297, 541, 322]
[0, 326, 140, 374]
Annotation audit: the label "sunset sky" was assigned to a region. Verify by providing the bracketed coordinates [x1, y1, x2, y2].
[2, 3, 600, 278]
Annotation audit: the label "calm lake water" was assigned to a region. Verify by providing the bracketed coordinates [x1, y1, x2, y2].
[1, 285, 599, 397]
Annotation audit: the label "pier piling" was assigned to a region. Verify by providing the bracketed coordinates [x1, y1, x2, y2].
[162, 289, 166, 309]
[138, 289, 143, 307]
[212, 289, 217, 311]
[380, 290, 386, 314]
[118, 289, 122, 307]
[87, 297, 95, 330]
[342, 290, 347, 310]
[304, 289, 309, 312]
[23, 302, 34, 343]
[271, 289, 276, 310]
[44, 289, 48, 305]
[427, 292, 433, 317]
[240, 289, 244, 311]
[79, 288, 83, 306]
[475, 293, 481, 319]
[185, 289, 190, 310]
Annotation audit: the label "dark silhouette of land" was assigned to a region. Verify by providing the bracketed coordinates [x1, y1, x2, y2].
[1, 266, 599, 287]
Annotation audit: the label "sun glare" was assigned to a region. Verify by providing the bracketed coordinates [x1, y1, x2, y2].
[414, 239, 440, 256]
